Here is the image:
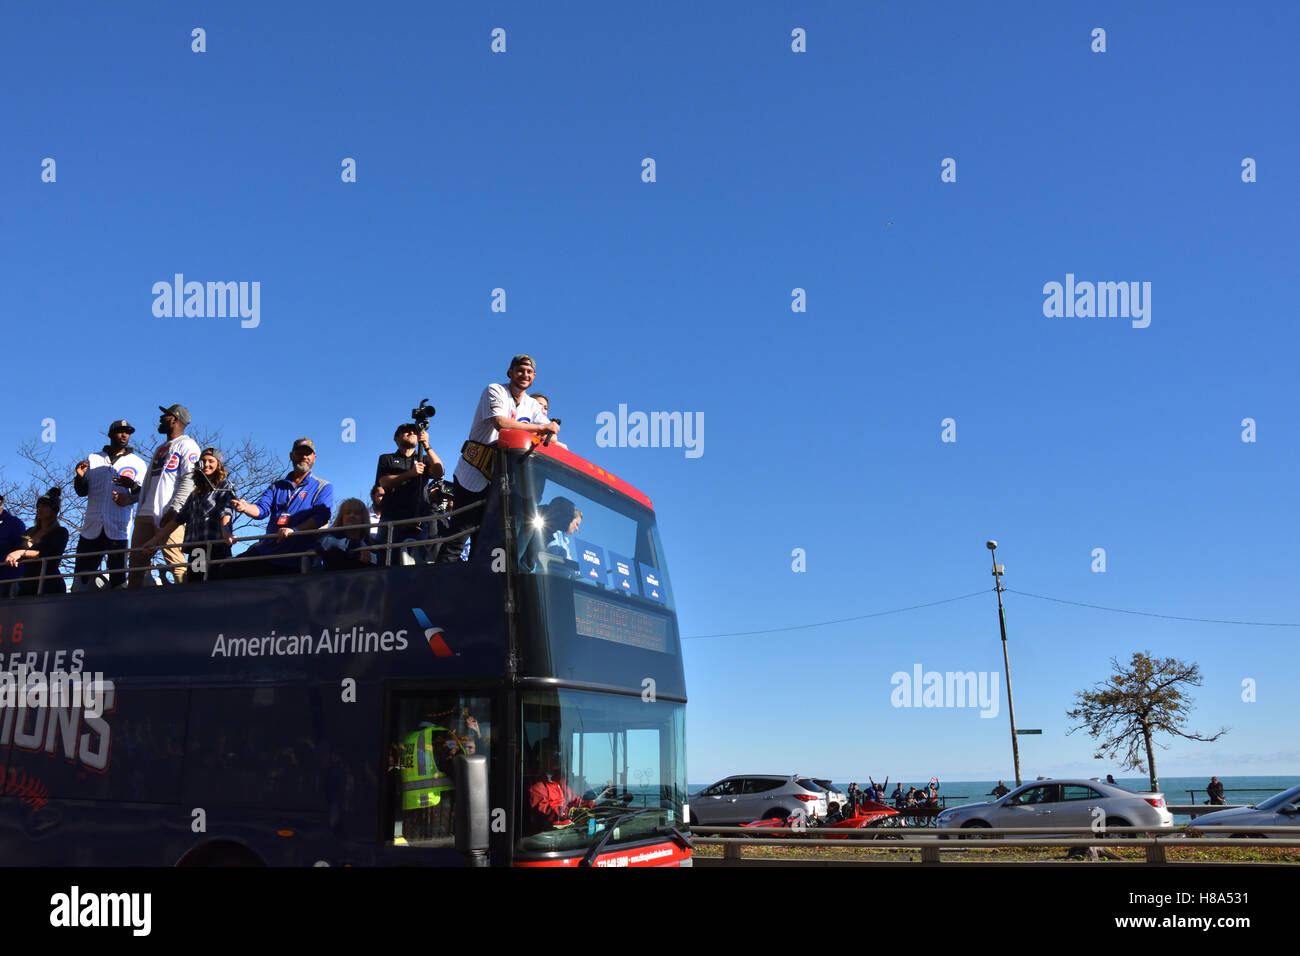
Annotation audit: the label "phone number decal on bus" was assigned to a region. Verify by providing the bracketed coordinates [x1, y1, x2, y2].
[594, 846, 679, 867]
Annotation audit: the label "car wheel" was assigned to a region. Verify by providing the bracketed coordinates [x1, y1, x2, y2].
[765, 808, 788, 821]
[959, 820, 992, 840]
[1104, 816, 1134, 838]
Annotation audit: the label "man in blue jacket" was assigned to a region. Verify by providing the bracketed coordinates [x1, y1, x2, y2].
[227, 437, 333, 577]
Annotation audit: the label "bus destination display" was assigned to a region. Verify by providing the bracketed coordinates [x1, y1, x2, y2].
[573, 592, 669, 653]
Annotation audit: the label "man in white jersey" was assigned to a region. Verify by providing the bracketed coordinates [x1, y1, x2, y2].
[72, 419, 147, 590]
[125, 404, 202, 586]
[437, 355, 560, 563]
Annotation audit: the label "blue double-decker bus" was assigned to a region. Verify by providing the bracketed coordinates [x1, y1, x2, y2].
[0, 430, 690, 867]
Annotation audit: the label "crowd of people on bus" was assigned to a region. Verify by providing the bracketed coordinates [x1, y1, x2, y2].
[0, 354, 563, 596]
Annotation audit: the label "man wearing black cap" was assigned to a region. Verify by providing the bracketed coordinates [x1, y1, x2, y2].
[374, 423, 444, 564]
[73, 420, 147, 590]
[126, 404, 202, 587]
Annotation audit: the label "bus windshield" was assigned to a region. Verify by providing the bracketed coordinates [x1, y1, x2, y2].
[516, 688, 686, 858]
[517, 456, 673, 610]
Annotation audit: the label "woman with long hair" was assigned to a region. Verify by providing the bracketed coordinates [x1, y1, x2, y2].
[316, 497, 376, 570]
[543, 497, 581, 560]
[5, 488, 69, 596]
[143, 447, 236, 583]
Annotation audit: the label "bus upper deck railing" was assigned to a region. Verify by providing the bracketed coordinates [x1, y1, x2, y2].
[2, 498, 486, 595]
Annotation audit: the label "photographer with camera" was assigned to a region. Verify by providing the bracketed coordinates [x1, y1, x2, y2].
[374, 405, 444, 565]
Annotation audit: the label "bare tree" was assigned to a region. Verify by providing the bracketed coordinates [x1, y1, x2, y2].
[1066, 651, 1227, 792]
[7, 438, 79, 530]
[2, 428, 286, 583]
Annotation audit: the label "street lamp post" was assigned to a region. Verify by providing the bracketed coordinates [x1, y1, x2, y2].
[986, 541, 1022, 788]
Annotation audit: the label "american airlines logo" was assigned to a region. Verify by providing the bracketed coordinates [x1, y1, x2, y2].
[412, 609, 454, 657]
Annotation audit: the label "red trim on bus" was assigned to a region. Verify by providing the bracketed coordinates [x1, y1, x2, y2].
[498, 431, 654, 511]
[513, 841, 690, 867]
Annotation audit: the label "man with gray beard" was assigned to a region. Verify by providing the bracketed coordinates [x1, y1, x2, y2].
[227, 438, 333, 577]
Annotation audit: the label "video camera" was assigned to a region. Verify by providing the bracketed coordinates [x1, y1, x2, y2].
[410, 398, 436, 432]
[428, 478, 454, 515]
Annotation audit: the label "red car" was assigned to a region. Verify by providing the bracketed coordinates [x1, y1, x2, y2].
[740, 801, 899, 837]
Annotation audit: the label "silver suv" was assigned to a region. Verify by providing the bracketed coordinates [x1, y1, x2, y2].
[936, 777, 1173, 833]
[688, 774, 829, 826]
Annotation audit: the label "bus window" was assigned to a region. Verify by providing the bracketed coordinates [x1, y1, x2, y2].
[388, 694, 491, 847]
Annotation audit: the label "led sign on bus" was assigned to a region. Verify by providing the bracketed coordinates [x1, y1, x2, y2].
[574, 592, 669, 654]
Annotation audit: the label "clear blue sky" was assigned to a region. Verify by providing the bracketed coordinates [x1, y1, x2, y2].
[3, 2, 1297, 784]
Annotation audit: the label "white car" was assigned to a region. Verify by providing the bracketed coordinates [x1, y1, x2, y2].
[935, 777, 1173, 834]
[811, 778, 849, 814]
[1195, 784, 1300, 836]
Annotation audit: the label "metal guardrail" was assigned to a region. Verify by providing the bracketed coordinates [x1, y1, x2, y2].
[1185, 788, 1279, 805]
[3, 501, 485, 594]
[689, 823, 1300, 864]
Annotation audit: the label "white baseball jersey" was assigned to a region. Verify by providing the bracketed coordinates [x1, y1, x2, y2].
[80, 449, 148, 540]
[453, 383, 549, 493]
[138, 434, 202, 519]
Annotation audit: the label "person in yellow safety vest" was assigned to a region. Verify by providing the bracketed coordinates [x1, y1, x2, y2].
[401, 724, 457, 810]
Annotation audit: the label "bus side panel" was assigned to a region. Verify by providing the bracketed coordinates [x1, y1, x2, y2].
[0, 562, 508, 865]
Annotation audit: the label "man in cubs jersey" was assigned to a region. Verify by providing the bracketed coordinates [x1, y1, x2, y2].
[73, 419, 147, 590]
[126, 403, 201, 586]
[437, 354, 560, 563]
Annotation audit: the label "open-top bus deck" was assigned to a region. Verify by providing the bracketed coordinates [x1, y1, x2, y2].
[0, 432, 690, 867]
